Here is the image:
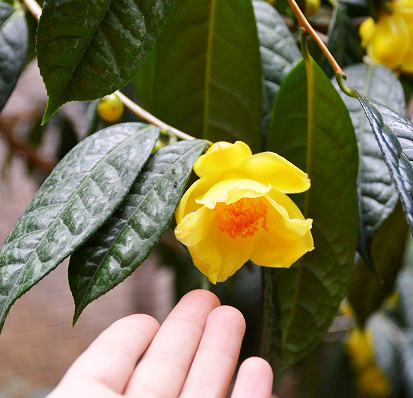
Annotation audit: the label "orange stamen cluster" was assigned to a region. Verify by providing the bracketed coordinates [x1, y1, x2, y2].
[215, 198, 268, 239]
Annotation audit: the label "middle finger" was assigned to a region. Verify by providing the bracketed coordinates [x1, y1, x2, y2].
[125, 289, 220, 397]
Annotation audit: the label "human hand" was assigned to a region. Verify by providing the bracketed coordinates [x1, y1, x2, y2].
[48, 290, 273, 398]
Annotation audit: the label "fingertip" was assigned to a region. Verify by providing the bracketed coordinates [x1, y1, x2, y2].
[240, 356, 273, 380]
[208, 305, 246, 335]
[232, 357, 273, 398]
[179, 289, 221, 307]
[117, 314, 160, 333]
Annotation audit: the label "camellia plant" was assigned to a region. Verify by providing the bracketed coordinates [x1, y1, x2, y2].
[2, 0, 413, 395]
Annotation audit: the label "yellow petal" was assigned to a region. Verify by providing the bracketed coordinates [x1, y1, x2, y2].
[250, 194, 313, 267]
[196, 178, 271, 209]
[175, 175, 220, 224]
[401, 15, 413, 72]
[367, 13, 410, 69]
[193, 141, 252, 178]
[359, 18, 376, 48]
[175, 206, 214, 247]
[187, 224, 256, 284]
[237, 152, 310, 193]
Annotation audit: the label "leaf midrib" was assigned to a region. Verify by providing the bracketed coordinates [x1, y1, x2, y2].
[0, 127, 154, 322]
[75, 142, 204, 315]
[357, 64, 374, 247]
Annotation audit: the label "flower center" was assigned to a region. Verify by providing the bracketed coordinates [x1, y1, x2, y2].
[215, 198, 268, 239]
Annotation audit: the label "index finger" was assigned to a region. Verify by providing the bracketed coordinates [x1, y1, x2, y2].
[58, 314, 160, 393]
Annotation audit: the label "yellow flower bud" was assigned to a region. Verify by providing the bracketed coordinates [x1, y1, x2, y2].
[365, 13, 409, 69]
[97, 94, 124, 123]
[305, 0, 321, 17]
[174, 141, 314, 284]
[359, 17, 376, 47]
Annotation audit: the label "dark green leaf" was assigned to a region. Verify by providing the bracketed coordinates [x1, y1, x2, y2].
[68, 139, 207, 323]
[133, 0, 262, 151]
[356, 93, 413, 238]
[27, 117, 45, 148]
[0, 3, 28, 113]
[133, 48, 156, 112]
[348, 203, 408, 327]
[263, 58, 359, 369]
[37, 0, 174, 123]
[253, 0, 300, 132]
[334, 64, 404, 271]
[58, 116, 79, 160]
[0, 123, 159, 333]
[323, 5, 363, 77]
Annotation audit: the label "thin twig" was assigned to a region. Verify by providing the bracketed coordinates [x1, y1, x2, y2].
[287, 0, 346, 77]
[22, 0, 41, 19]
[115, 91, 195, 141]
[21, 0, 195, 141]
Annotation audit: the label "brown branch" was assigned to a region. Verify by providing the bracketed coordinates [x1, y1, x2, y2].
[287, 0, 346, 77]
[0, 122, 55, 174]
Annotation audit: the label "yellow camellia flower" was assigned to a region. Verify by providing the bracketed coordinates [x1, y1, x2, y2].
[359, 14, 409, 70]
[346, 327, 375, 370]
[394, 0, 413, 72]
[359, 0, 413, 72]
[174, 141, 314, 284]
[356, 365, 390, 398]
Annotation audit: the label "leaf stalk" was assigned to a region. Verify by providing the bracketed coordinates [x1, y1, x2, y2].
[287, 0, 345, 77]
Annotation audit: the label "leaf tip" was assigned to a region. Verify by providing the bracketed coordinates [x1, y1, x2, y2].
[42, 99, 60, 125]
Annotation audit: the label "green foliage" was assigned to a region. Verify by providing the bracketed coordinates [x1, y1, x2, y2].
[348, 203, 408, 327]
[68, 139, 207, 323]
[262, 57, 359, 369]
[37, 0, 174, 123]
[133, 0, 263, 151]
[0, 123, 159, 332]
[356, 93, 413, 238]
[253, 0, 301, 132]
[0, 2, 28, 113]
[334, 64, 405, 269]
[323, 5, 363, 77]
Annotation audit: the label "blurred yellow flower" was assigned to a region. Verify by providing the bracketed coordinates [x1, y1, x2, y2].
[359, 0, 413, 72]
[174, 141, 314, 284]
[356, 365, 390, 398]
[346, 327, 375, 369]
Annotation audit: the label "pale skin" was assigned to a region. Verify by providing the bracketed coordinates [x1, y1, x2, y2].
[48, 290, 273, 398]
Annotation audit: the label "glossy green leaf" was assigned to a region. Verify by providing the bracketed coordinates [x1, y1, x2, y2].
[334, 64, 405, 269]
[133, 0, 262, 151]
[68, 139, 207, 323]
[323, 5, 363, 77]
[356, 93, 413, 237]
[0, 123, 159, 333]
[348, 203, 408, 327]
[263, 57, 359, 369]
[253, 0, 300, 130]
[37, 0, 174, 123]
[0, 3, 28, 113]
